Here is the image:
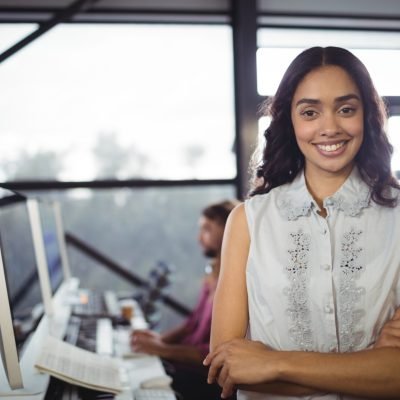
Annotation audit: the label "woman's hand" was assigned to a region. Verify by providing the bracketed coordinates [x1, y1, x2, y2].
[203, 339, 279, 399]
[374, 308, 400, 348]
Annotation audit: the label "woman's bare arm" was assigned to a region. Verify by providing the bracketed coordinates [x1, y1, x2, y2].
[206, 338, 400, 399]
[209, 203, 250, 351]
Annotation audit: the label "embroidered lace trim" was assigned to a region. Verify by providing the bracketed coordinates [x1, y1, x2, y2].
[338, 228, 366, 352]
[279, 200, 312, 221]
[329, 188, 370, 217]
[284, 230, 314, 351]
[279, 186, 370, 220]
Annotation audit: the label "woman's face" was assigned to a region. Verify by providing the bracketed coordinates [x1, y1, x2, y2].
[291, 65, 364, 179]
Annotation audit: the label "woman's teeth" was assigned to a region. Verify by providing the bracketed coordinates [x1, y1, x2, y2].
[317, 141, 345, 152]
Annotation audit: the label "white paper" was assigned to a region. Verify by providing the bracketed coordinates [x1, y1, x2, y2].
[35, 336, 122, 394]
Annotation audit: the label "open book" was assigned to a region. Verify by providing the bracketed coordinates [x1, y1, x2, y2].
[35, 336, 123, 394]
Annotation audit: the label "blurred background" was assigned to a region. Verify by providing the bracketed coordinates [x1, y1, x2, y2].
[0, 0, 399, 330]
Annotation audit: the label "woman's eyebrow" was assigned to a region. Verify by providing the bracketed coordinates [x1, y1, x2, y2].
[295, 93, 361, 107]
[295, 98, 320, 107]
[334, 93, 361, 103]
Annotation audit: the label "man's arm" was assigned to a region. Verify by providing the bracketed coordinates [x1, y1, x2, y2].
[131, 331, 205, 364]
[161, 322, 191, 344]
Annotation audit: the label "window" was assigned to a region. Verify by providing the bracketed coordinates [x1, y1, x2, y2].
[256, 28, 400, 173]
[257, 28, 400, 96]
[0, 22, 236, 330]
[389, 116, 400, 173]
[0, 23, 37, 53]
[0, 24, 235, 181]
[28, 184, 236, 329]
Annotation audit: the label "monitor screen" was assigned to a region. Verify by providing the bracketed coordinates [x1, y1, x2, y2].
[0, 245, 23, 390]
[38, 202, 64, 296]
[0, 191, 44, 348]
[0, 189, 32, 390]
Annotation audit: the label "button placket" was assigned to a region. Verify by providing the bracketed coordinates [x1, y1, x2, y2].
[318, 213, 330, 235]
[317, 218, 337, 339]
[312, 210, 338, 346]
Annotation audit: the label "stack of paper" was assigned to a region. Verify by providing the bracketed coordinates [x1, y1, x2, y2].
[35, 336, 122, 394]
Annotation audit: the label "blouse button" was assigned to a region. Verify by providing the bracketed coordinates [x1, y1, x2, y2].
[324, 305, 333, 314]
[321, 264, 330, 271]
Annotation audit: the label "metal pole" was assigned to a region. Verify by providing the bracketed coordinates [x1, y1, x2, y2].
[0, 0, 100, 64]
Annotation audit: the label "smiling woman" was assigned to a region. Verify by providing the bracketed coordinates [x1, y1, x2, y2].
[205, 47, 400, 400]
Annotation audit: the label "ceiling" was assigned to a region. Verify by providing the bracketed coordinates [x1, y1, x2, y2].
[0, 0, 399, 22]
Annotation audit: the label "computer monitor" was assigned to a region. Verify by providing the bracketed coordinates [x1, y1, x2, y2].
[53, 201, 72, 281]
[0, 244, 23, 389]
[26, 199, 54, 316]
[38, 201, 65, 296]
[0, 190, 33, 390]
[0, 192, 44, 330]
[0, 193, 70, 393]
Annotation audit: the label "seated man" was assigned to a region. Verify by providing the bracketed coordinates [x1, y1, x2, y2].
[131, 200, 239, 400]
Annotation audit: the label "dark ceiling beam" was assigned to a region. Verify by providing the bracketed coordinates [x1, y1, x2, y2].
[0, 0, 100, 64]
[0, 7, 230, 24]
[0, 178, 236, 191]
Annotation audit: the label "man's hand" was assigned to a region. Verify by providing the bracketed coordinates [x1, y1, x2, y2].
[130, 330, 165, 355]
[374, 308, 400, 348]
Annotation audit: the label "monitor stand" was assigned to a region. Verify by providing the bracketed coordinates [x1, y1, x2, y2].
[0, 317, 49, 396]
[0, 280, 78, 397]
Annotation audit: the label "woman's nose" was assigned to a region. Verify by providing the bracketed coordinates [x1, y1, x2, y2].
[319, 113, 341, 136]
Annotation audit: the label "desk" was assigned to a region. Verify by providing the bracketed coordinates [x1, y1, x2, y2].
[0, 282, 175, 400]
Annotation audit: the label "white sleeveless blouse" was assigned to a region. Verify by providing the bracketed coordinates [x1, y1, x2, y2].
[239, 168, 400, 400]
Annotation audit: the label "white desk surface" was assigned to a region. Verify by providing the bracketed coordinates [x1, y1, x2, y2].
[0, 282, 174, 400]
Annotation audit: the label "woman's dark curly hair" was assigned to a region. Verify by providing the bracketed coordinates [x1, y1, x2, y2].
[250, 46, 399, 207]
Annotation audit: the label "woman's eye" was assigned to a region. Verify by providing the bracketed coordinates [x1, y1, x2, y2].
[301, 110, 316, 118]
[339, 107, 356, 115]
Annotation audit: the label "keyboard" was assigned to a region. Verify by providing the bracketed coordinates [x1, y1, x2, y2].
[45, 376, 115, 399]
[72, 290, 120, 317]
[96, 318, 114, 355]
[134, 389, 176, 400]
[64, 316, 114, 356]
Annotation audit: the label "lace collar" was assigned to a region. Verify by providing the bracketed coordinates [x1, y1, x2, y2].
[277, 167, 371, 221]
